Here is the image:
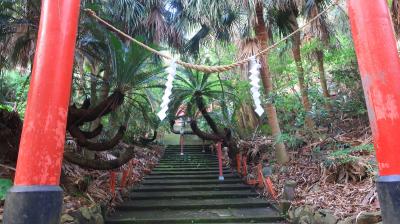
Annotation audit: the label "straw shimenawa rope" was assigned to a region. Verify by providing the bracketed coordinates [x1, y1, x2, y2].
[84, 0, 340, 73]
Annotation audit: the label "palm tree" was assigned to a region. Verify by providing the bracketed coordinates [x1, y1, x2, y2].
[167, 0, 238, 56]
[254, 1, 289, 164]
[234, 0, 289, 164]
[302, 0, 333, 110]
[235, 39, 261, 135]
[265, 0, 315, 129]
[0, 0, 40, 69]
[392, 0, 400, 38]
[169, 0, 290, 163]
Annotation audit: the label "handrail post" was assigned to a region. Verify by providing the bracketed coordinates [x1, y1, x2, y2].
[216, 142, 224, 181]
[257, 164, 263, 186]
[180, 134, 184, 155]
[348, 0, 400, 222]
[110, 171, 116, 196]
[242, 155, 248, 177]
[3, 1, 81, 223]
[236, 153, 242, 174]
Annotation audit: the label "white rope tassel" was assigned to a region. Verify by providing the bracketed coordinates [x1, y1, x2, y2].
[249, 57, 264, 116]
[157, 59, 177, 120]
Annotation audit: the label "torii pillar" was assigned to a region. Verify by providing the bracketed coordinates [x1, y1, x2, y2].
[348, 0, 400, 222]
[3, 0, 81, 223]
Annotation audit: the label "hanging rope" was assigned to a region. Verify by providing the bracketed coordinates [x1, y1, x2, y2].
[83, 0, 340, 73]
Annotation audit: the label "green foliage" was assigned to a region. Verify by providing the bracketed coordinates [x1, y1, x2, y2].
[0, 104, 12, 111]
[168, 69, 236, 118]
[0, 178, 12, 200]
[0, 70, 29, 115]
[0, 0, 372, 159]
[260, 124, 272, 136]
[325, 144, 374, 165]
[277, 133, 305, 150]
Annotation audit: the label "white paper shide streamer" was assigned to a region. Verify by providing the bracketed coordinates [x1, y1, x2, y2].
[157, 59, 177, 121]
[249, 56, 264, 116]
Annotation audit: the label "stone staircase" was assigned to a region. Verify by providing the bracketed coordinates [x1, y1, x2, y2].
[106, 145, 283, 223]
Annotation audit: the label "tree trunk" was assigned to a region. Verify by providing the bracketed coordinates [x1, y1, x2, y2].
[140, 130, 157, 144]
[315, 50, 332, 110]
[90, 73, 98, 107]
[291, 16, 315, 129]
[68, 125, 126, 151]
[75, 55, 86, 100]
[90, 69, 110, 128]
[243, 104, 259, 129]
[238, 69, 259, 132]
[195, 95, 223, 137]
[190, 120, 221, 141]
[64, 147, 135, 170]
[254, 3, 289, 164]
[236, 107, 246, 134]
[392, 0, 400, 39]
[87, 65, 111, 158]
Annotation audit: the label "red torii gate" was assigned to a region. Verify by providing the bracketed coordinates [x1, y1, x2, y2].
[3, 0, 400, 223]
[348, 1, 400, 222]
[3, 1, 81, 223]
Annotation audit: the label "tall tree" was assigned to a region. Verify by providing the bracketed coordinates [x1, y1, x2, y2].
[254, 1, 289, 164]
[303, 0, 333, 110]
[392, 0, 400, 38]
[266, 0, 315, 129]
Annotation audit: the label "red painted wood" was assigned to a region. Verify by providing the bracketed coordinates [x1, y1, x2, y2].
[14, 0, 81, 185]
[120, 170, 128, 188]
[257, 164, 263, 185]
[110, 171, 116, 195]
[348, 0, 400, 176]
[242, 155, 248, 176]
[236, 153, 242, 174]
[180, 135, 184, 155]
[216, 142, 223, 178]
[257, 164, 277, 199]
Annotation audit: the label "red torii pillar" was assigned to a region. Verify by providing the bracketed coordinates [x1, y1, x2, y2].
[348, 0, 400, 222]
[3, 0, 81, 223]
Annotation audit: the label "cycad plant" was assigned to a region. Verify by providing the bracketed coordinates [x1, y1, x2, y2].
[65, 31, 163, 170]
[168, 69, 235, 140]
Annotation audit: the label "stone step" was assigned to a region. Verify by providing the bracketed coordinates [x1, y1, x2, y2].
[144, 173, 238, 180]
[156, 164, 220, 168]
[152, 167, 229, 172]
[164, 148, 209, 151]
[164, 152, 213, 155]
[149, 170, 230, 175]
[160, 159, 218, 163]
[106, 207, 283, 224]
[162, 155, 216, 158]
[106, 144, 281, 224]
[142, 179, 242, 185]
[167, 145, 205, 147]
[156, 164, 221, 167]
[162, 155, 217, 158]
[160, 161, 219, 164]
[133, 183, 249, 192]
[159, 160, 219, 163]
[129, 190, 259, 200]
[165, 149, 206, 151]
[161, 158, 217, 161]
[118, 198, 271, 210]
[163, 155, 218, 160]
